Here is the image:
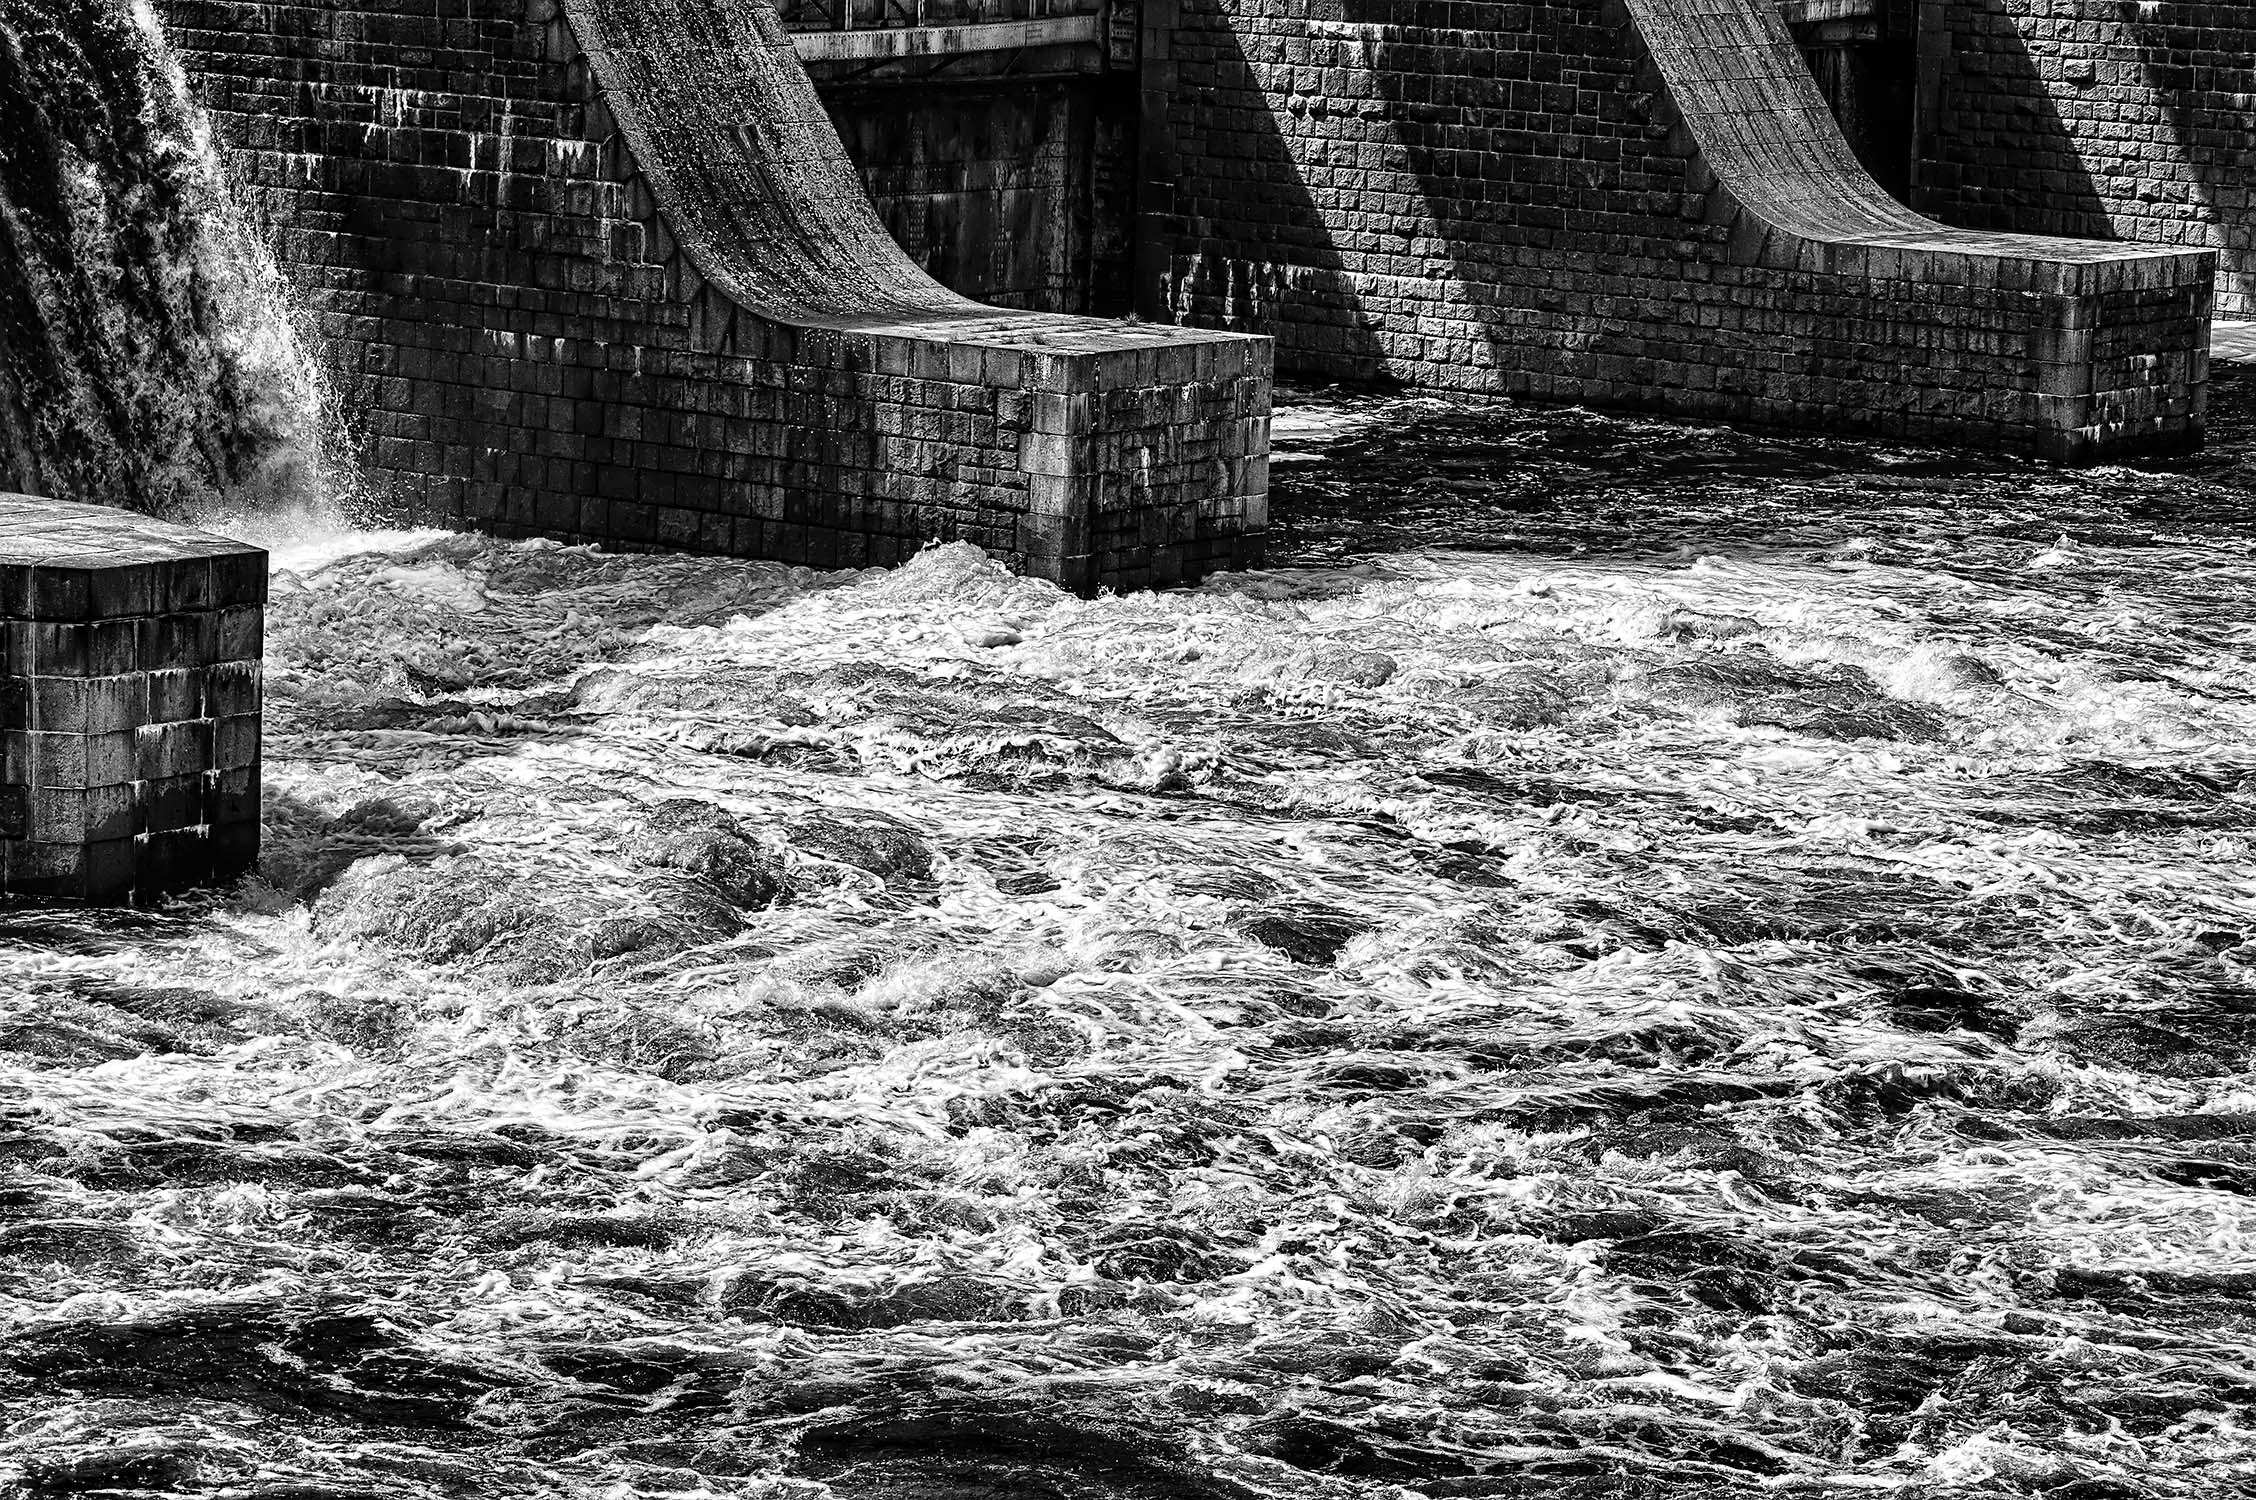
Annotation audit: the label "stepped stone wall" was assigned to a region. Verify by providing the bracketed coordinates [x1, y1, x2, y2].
[158, 0, 1268, 593]
[1913, 0, 2256, 321]
[1147, 0, 2213, 460]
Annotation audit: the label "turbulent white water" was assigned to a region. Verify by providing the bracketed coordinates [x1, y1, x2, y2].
[0, 0, 336, 515]
[4, 395, 2256, 1498]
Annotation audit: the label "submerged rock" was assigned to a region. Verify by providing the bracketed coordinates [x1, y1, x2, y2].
[1288, 645, 1399, 687]
[2037, 1013, 2246, 1079]
[1, 1300, 494, 1425]
[1634, 654, 1952, 743]
[11, 1446, 201, 1495]
[787, 812, 936, 882]
[301, 986, 415, 1053]
[783, 1396, 1248, 1500]
[621, 799, 784, 907]
[1240, 907, 1369, 965]
[314, 852, 746, 982]
[481, 1210, 685, 1252]
[258, 789, 470, 900]
[1659, 606, 1763, 641]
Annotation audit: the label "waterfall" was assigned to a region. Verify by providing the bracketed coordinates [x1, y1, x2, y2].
[0, 0, 341, 519]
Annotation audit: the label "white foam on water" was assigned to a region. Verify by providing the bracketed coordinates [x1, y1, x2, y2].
[4, 477, 2254, 1495]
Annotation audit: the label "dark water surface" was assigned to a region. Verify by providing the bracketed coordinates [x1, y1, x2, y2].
[4, 377, 2256, 1498]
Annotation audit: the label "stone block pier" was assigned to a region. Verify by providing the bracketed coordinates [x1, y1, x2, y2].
[1148, 0, 2215, 460]
[0, 498, 264, 902]
[161, 0, 1270, 593]
[1617, 0, 2212, 460]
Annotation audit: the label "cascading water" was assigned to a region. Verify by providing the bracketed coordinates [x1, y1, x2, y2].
[4, 2, 2256, 1494]
[3, 370, 2255, 1495]
[0, 0, 334, 518]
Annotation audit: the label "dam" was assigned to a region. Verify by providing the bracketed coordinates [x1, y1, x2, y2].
[145, 0, 1274, 596]
[2, 3, 2256, 1497]
[54, 0, 2217, 585]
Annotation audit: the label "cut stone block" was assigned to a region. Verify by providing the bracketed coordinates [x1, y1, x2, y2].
[0, 495, 265, 903]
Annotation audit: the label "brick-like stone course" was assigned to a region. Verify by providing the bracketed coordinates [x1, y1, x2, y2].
[1151, 0, 2211, 460]
[1915, 1, 2256, 321]
[159, 0, 1267, 593]
[0, 496, 264, 903]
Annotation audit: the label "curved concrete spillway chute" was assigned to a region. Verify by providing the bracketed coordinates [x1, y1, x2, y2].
[1150, 0, 2211, 461]
[156, 0, 1269, 593]
[1612, 0, 2212, 458]
[1634, 0, 2136, 264]
[563, 0, 1158, 357]
[562, 0, 966, 325]
[550, 0, 1270, 588]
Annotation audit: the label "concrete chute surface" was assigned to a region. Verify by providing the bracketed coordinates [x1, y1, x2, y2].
[160, 0, 1270, 591]
[1617, 0, 2212, 458]
[564, 0, 968, 325]
[1154, 0, 2210, 460]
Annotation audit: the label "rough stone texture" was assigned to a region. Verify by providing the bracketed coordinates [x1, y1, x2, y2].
[1913, 1, 2256, 320]
[159, 0, 1268, 593]
[0, 496, 264, 902]
[1150, 0, 2212, 460]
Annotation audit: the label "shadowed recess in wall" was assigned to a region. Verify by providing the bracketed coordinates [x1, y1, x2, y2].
[825, 78, 1117, 315]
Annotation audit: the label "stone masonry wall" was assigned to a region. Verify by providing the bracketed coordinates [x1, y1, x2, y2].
[1913, 1, 2256, 320]
[1, 496, 264, 902]
[158, 0, 1267, 593]
[1149, 0, 2212, 460]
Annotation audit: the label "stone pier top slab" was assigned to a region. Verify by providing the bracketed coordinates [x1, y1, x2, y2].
[0, 495, 267, 621]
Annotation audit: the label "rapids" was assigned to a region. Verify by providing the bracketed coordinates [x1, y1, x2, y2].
[5, 378, 2256, 1498]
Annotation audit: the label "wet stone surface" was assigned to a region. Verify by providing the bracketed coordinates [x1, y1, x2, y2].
[0, 495, 266, 900]
[3, 378, 2256, 1496]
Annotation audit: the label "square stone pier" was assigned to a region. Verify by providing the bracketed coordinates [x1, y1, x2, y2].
[0, 496, 265, 902]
